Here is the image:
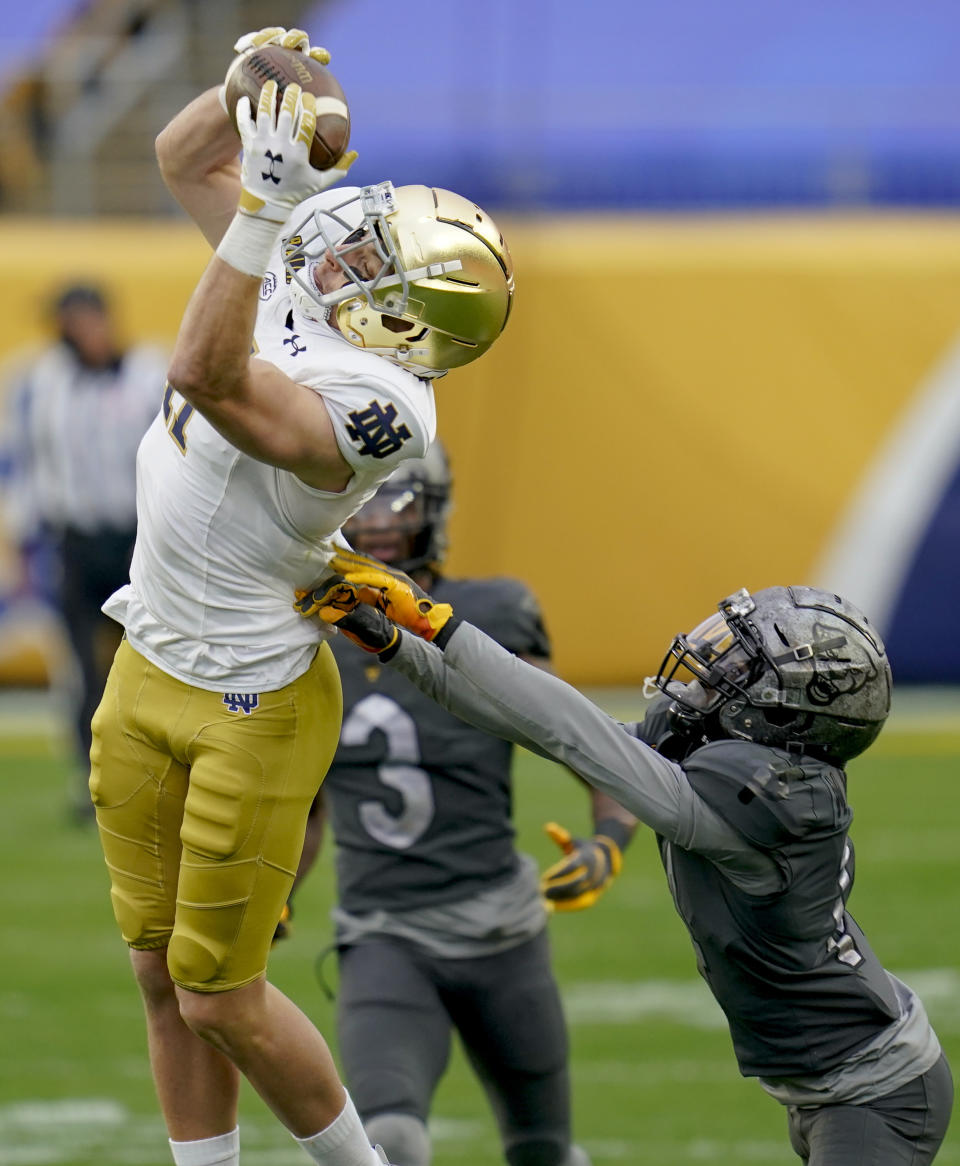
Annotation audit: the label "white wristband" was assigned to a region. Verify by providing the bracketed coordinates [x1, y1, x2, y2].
[215, 211, 286, 278]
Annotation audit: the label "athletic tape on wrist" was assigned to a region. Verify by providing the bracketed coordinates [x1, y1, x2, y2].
[215, 211, 285, 278]
[594, 816, 633, 854]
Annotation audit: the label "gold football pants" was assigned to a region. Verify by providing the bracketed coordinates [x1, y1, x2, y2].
[89, 638, 342, 992]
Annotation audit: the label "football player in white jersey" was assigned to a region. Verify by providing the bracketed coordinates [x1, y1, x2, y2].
[87, 27, 514, 1166]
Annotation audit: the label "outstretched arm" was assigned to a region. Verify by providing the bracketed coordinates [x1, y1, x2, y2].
[156, 27, 359, 489]
[389, 626, 689, 837]
[162, 79, 356, 489]
[298, 563, 707, 838]
[155, 87, 242, 249]
[163, 82, 353, 491]
[155, 27, 334, 248]
[297, 560, 779, 889]
[389, 625, 778, 889]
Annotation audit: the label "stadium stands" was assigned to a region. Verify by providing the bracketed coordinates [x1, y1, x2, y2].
[302, 0, 960, 210]
[0, 0, 315, 214]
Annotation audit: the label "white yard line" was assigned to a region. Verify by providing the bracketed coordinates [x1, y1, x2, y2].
[563, 968, 959, 1031]
[0, 1103, 488, 1166]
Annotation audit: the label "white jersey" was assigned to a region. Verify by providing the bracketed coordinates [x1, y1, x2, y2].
[104, 240, 436, 693]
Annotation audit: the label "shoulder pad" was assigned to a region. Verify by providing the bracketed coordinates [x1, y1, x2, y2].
[630, 694, 711, 762]
[683, 740, 850, 849]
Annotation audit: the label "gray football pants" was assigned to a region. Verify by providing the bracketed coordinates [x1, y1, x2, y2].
[786, 1053, 953, 1165]
[337, 930, 583, 1166]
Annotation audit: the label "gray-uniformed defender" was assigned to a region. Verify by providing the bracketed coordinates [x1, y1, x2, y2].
[287, 447, 634, 1166]
[300, 572, 953, 1166]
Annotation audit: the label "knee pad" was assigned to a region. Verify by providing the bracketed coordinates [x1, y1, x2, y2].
[167, 931, 226, 990]
[363, 1112, 431, 1166]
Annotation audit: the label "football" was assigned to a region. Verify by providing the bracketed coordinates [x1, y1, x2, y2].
[224, 44, 350, 171]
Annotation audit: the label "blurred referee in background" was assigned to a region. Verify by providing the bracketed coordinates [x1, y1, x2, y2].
[1, 283, 164, 817]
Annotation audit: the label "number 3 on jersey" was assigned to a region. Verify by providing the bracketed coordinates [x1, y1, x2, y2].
[342, 693, 436, 849]
[162, 383, 195, 454]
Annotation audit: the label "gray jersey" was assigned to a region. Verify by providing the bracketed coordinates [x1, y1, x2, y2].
[386, 623, 942, 1099]
[325, 577, 550, 914]
[636, 701, 902, 1077]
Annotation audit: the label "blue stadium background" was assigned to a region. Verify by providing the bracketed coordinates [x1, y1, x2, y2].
[6, 0, 960, 210]
[306, 0, 960, 211]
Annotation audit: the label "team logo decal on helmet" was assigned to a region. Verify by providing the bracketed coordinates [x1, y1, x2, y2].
[653, 585, 892, 763]
[283, 182, 514, 378]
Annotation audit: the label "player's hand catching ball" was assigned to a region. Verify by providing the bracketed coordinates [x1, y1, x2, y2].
[219, 27, 331, 113]
[233, 26, 331, 64]
[235, 82, 350, 224]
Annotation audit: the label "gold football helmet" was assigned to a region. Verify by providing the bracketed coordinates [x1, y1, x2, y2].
[283, 182, 514, 378]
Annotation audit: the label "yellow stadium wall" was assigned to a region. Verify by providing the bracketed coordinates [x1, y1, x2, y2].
[2, 214, 960, 687]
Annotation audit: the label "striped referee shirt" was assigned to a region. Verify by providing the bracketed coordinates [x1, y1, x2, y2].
[3, 341, 166, 539]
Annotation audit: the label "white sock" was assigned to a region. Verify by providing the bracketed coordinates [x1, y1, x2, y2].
[294, 1092, 381, 1165]
[169, 1126, 239, 1166]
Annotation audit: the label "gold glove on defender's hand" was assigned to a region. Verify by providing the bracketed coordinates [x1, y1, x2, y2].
[328, 545, 454, 642]
[295, 575, 402, 655]
[294, 575, 360, 619]
[540, 821, 625, 912]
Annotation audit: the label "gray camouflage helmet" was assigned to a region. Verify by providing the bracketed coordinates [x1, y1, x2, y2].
[655, 585, 892, 763]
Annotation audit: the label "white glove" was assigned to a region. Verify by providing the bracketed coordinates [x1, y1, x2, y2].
[216, 81, 356, 277]
[218, 27, 331, 114]
[236, 82, 356, 223]
[236, 82, 321, 223]
[233, 26, 330, 63]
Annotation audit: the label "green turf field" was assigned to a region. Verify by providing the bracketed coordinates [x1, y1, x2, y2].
[0, 690, 957, 1165]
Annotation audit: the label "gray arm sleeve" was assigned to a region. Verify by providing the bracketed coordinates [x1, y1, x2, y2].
[389, 624, 780, 891]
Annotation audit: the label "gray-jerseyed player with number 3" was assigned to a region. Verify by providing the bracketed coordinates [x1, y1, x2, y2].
[295, 565, 953, 1166]
[282, 445, 634, 1166]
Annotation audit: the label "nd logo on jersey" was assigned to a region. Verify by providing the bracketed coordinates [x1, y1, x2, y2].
[223, 693, 259, 715]
[346, 399, 412, 459]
